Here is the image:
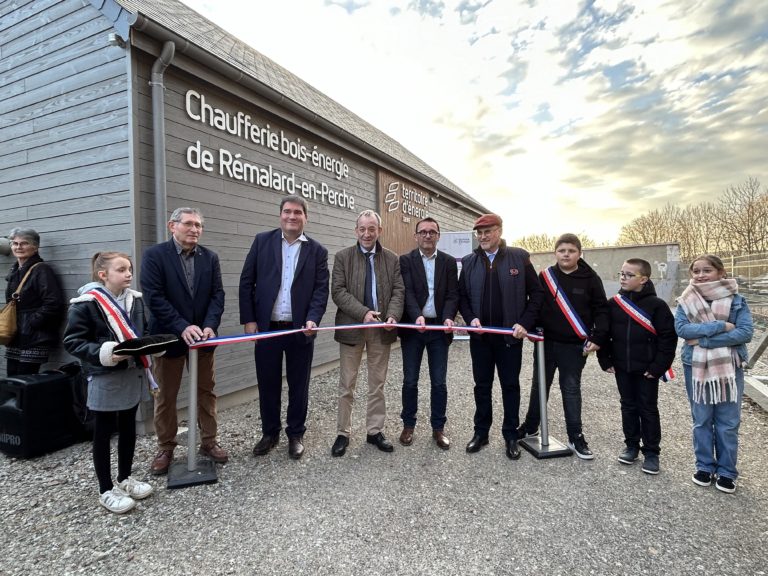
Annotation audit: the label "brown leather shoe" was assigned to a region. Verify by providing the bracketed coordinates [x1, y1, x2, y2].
[151, 449, 174, 475]
[399, 427, 414, 446]
[433, 430, 451, 450]
[199, 442, 229, 463]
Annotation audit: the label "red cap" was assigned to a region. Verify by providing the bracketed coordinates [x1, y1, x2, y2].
[473, 213, 503, 230]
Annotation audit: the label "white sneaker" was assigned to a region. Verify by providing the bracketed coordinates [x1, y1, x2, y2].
[117, 476, 154, 500]
[99, 487, 136, 514]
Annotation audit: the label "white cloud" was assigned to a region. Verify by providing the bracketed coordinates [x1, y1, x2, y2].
[181, 0, 768, 242]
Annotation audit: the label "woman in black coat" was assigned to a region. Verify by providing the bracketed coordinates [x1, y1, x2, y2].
[3, 228, 65, 376]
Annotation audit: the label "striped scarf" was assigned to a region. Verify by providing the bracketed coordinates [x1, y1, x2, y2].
[677, 278, 738, 404]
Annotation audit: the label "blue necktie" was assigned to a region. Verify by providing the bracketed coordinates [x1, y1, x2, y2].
[364, 252, 375, 310]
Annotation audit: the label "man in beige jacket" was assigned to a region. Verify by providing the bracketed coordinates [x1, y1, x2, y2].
[330, 209, 405, 456]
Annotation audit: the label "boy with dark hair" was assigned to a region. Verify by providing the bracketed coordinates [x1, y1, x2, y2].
[518, 233, 609, 459]
[597, 258, 677, 474]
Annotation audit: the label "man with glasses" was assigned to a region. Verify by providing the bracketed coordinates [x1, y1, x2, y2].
[398, 217, 459, 450]
[458, 213, 543, 460]
[518, 233, 609, 459]
[330, 209, 404, 456]
[141, 207, 227, 474]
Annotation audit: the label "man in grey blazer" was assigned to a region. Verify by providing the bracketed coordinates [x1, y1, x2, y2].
[238, 196, 329, 460]
[398, 217, 458, 450]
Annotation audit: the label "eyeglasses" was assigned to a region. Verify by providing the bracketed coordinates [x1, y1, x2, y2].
[11, 241, 31, 248]
[474, 227, 499, 238]
[176, 220, 203, 229]
[416, 230, 439, 237]
[618, 271, 644, 279]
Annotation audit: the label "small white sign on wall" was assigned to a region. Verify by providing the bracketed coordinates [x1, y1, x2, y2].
[438, 231, 474, 261]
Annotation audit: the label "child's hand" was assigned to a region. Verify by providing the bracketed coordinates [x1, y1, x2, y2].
[584, 341, 601, 353]
[112, 353, 130, 363]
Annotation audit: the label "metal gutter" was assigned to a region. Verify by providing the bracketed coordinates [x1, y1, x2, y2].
[149, 41, 176, 243]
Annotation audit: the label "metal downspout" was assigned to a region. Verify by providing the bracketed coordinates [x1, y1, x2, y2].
[150, 41, 176, 243]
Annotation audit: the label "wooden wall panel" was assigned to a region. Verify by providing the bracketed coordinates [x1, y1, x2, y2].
[0, 0, 132, 376]
[378, 169, 479, 257]
[0, 1, 481, 398]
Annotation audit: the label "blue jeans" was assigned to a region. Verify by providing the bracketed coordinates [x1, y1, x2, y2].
[521, 340, 587, 441]
[469, 335, 523, 441]
[400, 331, 450, 430]
[684, 364, 743, 480]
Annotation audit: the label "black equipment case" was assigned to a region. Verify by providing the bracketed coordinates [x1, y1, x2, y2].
[0, 370, 83, 458]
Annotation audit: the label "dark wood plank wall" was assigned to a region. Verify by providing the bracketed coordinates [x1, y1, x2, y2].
[0, 0, 132, 376]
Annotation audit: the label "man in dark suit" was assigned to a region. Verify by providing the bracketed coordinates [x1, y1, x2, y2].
[141, 207, 227, 475]
[458, 213, 543, 460]
[398, 217, 459, 450]
[239, 196, 329, 460]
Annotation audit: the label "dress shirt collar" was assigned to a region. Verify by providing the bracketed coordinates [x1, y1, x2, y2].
[282, 232, 308, 245]
[172, 236, 197, 256]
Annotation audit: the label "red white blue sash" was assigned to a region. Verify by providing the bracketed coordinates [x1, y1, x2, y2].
[612, 294, 675, 382]
[541, 267, 589, 340]
[612, 294, 657, 334]
[86, 288, 160, 394]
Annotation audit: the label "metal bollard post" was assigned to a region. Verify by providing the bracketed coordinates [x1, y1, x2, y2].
[167, 346, 218, 488]
[537, 340, 550, 448]
[520, 339, 573, 459]
[187, 347, 198, 473]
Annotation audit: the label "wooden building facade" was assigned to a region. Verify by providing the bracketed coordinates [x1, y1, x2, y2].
[0, 0, 486, 413]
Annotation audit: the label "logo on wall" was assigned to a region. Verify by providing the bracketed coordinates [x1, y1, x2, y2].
[385, 182, 400, 212]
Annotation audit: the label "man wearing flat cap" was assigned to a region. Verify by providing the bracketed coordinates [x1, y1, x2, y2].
[458, 213, 543, 460]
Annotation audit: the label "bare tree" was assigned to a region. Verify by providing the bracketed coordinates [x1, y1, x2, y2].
[719, 177, 768, 253]
[616, 203, 681, 246]
[676, 202, 728, 261]
[513, 232, 599, 254]
[614, 178, 767, 260]
[514, 233, 558, 253]
[578, 234, 600, 249]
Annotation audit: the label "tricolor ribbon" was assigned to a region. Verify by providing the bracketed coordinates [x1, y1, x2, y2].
[190, 322, 544, 349]
[612, 294, 675, 382]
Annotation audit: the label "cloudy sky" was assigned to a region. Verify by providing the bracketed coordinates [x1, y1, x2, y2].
[180, 0, 768, 243]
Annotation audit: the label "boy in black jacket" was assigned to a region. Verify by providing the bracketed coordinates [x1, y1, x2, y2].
[597, 258, 676, 475]
[518, 233, 609, 459]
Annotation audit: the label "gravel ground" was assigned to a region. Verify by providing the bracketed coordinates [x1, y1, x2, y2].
[1, 336, 767, 576]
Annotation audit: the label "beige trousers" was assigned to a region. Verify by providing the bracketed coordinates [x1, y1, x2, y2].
[337, 333, 392, 437]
